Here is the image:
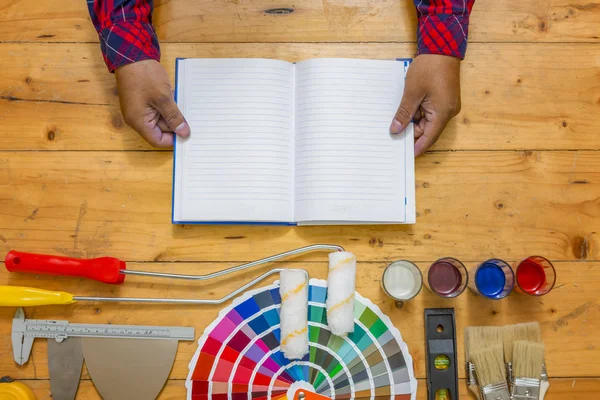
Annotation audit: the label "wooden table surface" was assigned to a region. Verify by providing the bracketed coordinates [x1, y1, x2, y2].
[1, 0, 599, 398]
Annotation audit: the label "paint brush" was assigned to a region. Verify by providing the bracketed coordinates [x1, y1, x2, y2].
[502, 322, 542, 382]
[464, 327, 481, 400]
[465, 326, 504, 400]
[511, 341, 545, 399]
[471, 344, 511, 400]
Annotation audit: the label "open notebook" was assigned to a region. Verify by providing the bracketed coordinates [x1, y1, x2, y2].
[173, 58, 415, 225]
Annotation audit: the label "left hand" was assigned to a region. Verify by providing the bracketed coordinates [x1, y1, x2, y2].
[389, 54, 462, 156]
[115, 60, 190, 147]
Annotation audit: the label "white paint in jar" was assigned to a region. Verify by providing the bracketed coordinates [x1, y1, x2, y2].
[382, 260, 423, 301]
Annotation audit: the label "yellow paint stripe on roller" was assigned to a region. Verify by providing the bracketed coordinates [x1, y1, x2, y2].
[281, 327, 308, 346]
[326, 293, 355, 316]
[281, 281, 306, 302]
[329, 256, 356, 272]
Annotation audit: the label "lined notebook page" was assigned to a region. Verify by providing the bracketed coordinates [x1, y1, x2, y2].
[294, 59, 411, 223]
[173, 59, 295, 222]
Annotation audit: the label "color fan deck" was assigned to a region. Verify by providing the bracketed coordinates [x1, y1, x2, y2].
[187, 280, 417, 399]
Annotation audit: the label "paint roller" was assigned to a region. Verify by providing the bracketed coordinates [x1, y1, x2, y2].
[280, 251, 357, 360]
[280, 269, 309, 360]
[3, 245, 358, 358]
[326, 251, 357, 337]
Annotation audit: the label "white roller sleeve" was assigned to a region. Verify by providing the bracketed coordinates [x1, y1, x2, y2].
[326, 251, 357, 336]
[279, 269, 309, 360]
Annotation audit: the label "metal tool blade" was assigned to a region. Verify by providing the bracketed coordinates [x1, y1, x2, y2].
[48, 337, 84, 400]
[82, 337, 178, 400]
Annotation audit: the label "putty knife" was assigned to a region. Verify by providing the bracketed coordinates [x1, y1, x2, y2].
[48, 338, 83, 400]
[82, 337, 178, 400]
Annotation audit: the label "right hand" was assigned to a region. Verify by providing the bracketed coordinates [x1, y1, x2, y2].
[115, 60, 190, 147]
[389, 54, 461, 156]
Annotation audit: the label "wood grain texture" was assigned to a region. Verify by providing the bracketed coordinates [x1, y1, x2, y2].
[1, 43, 598, 151]
[0, 0, 599, 43]
[0, 100, 154, 151]
[15, 378, 600, 399]
[0, 151, 598, 261]
[1, 1, 599, 397]
[0, 261, 597, 380]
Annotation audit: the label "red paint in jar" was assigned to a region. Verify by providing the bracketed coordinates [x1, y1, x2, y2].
[516, 260, 546, 294]
[515, 256, 556, 296]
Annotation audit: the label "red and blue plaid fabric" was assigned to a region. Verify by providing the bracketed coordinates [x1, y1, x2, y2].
[414, 0, 475, 59]
[87, 0, 160, 72]
[88, 0, 475, 71]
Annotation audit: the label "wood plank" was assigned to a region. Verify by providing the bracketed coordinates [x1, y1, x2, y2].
[0, 151, 598, 262]
[14, 378, 600, 399]
[1, 43, 598, 151]
[0, 0, 97, 43]
[0, 101, 154, 151]
[0, 43, 117, 105]
[1, 0, 599, 43]
[0, 261, 597, 379]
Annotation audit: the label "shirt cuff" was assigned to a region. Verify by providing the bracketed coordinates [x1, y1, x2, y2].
[416, 13, 470, 59]
[98, 21, 161, 72]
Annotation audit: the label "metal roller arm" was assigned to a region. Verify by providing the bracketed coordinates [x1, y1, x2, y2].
[121, 244, 343, 281]
[75, 268, 285, 305]
[73, 244, 343, 305]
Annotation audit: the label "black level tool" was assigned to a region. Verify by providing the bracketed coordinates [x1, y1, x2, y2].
[425, 308, 459, 400]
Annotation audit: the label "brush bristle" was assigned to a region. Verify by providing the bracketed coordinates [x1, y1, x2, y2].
[471, 344, 506, 387]
[513, 341, 545, 379]
[503, 322, 542, 363]
[464, 327, 471, 362]
[465, 326, 503, 362]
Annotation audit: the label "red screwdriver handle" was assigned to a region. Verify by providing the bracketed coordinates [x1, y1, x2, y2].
[5, 250, 126, 284]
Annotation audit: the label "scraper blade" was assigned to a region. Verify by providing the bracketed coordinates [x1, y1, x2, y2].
[82, 337, 178, 400]
[48, 337, 84, 400]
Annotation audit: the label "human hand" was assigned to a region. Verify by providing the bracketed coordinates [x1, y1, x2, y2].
[115, 60, 190, 147]
[389, 54, 461, 156]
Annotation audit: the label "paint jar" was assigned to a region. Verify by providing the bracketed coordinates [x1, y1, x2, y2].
[382, 260, 423, 304]
[515, 256, 556, 296]
[424, 257, 468, 298]
[469, 259, 515, 299]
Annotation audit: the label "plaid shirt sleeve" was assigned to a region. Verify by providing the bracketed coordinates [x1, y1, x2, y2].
[413, 0, 476, 59]
[87, 0, 160, 72]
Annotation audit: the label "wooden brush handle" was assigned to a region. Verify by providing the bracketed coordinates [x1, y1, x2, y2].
[467, 384, 482, 400]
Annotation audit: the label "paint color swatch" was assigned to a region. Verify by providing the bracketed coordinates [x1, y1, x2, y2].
[186, 279, 417, 400]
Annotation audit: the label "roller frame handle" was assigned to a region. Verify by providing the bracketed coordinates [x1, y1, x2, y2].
[0, 286, 76, 307]
[5, 251, 126, 284]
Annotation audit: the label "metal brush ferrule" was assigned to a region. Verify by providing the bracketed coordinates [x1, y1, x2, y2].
[506, 362, 513, 385]
[466, 362, 477, 386]
[480, 381, 511, 400]
[540, 363, 548, 381]
[511, 377, 541, 400]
